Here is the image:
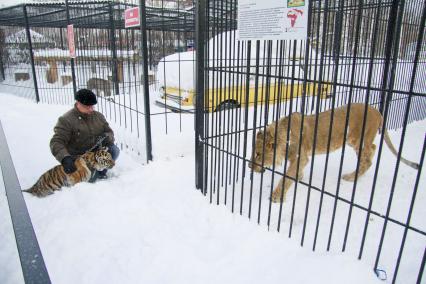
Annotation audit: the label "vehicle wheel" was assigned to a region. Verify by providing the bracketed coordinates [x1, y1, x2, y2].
[216, 100, 239, 112]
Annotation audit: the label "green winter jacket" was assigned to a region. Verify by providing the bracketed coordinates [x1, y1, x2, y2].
[50, 104, 114, 162]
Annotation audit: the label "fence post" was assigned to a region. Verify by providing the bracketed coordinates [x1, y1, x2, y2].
[139, 0, 153, 161]
[0, 29, 5, 82]
[378, 0, 400, 114]
[195, 0, 206, 191]
[108, 2, 120, 96]
[65, 0, 77, 95]
[0, 47, 4, 82]
[23, 5, 40, 103]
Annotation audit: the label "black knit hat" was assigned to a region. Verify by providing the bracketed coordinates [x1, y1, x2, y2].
[75, 89, 97, 106]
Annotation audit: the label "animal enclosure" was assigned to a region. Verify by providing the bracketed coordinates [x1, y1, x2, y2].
[194, 0, 426, 283]
[0, 1, 197, 162]
[0, 0, 425, 283]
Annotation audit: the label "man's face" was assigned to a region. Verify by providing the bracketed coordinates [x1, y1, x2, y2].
[76, 101, 95, 114]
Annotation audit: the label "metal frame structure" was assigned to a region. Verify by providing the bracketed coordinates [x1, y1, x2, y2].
[195, 0, 426, 283]
[0, 2, 195, 31]
[0, 0, 425, 283]
[0, 1, 201, 163]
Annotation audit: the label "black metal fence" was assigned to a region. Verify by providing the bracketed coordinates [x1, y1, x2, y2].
[0, 0, 197, 162]
[1, 0, 425, 283]
[195, 0, 426, 283]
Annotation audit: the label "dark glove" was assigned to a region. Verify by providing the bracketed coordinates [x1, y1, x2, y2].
[94, 134, 112, 148]
[102, 133, 114, 147]
[61, 156, 77, 174]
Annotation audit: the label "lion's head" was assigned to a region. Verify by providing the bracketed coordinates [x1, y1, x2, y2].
[249, 116, 295, 173]
[249, 125, 286, 173]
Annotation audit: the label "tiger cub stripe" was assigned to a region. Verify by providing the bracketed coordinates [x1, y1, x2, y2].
[24, 148, 114, 197]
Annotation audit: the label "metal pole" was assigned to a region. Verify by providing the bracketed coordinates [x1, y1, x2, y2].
[23, 5, 40, 103]
[140, 0, 153, 161]
[0, 46, 4, 82]
[195, 0, 206, 190]
[378, 0, 399, 114]
[109, 2, 120, 96]
[0, 121, 51, 284]
[65, 0, 77, 95]
[0, 29, 5, 82]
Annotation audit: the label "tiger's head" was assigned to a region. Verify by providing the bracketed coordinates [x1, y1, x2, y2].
[85, 147, 115, 171]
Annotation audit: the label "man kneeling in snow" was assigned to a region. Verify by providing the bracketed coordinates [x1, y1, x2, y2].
[50, 89, 120, 182]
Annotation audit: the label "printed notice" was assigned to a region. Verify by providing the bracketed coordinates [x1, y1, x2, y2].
[238, 0, 308, 41]
[67, 24, 76, 58]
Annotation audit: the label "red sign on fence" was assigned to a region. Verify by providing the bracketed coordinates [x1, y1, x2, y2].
[67, 24, 76, 58]
[124, 7, 140, 28]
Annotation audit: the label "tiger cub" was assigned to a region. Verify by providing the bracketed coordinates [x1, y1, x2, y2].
[24, 148, 115, 197]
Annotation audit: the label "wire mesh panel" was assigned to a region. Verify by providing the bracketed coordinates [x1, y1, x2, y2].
[196, 0, 426, 283]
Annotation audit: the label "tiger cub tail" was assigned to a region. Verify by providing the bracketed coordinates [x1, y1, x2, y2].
[23, 165, 68, 197]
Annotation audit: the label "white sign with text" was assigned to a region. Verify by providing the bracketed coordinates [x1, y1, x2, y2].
[238, 0, 308, 41]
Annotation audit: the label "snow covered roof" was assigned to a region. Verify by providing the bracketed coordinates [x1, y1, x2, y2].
[33, 48, 137, 60]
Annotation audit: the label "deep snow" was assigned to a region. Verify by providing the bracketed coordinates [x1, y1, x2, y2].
[0, 93, 386, 284]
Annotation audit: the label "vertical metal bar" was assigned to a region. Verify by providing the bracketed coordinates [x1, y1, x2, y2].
[140, 0, 153, 162]
[23, 5, 40, 103]
[216, 16, 224, 203]
[0, 29, 5, 81]
[210, 5, 217, 201]
[248, 40, 261, 219]
[240, 40, 252, 215]
[326, 0, 364, 251]
[417, 248, 426, 284]
[229, 29, 238, 210]
[148, 29, 152, 70]
[312, 0, 344, 251]
[269, 40, 285, 230]
[301, 0, 329, 246]
[378, 0, 399, 115]
[204, 0, 210, 197]
[358, 0, 385, 260]
[109, 2, 120, 97]
[195, 0, 206, 190]
[342, 0, 368, 253]
[286, 41, 298, 238]
[374, 0, 408, 273]
[65, 0, 77, 95]
[224, 22, 233, 205]
[392, 135, 425, 283]
[257, 40, 273, 224]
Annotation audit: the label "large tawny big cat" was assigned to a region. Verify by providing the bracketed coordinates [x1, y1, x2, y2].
[249, 104, 419, 203]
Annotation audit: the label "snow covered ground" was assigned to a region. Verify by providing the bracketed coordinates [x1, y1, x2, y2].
[0, 93, 389, 284]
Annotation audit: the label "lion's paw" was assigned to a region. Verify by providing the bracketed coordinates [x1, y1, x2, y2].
[271, 190, 285, 203]
[342, 173, 355, 181]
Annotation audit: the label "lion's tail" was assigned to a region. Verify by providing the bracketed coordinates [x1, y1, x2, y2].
[383, 130, 419, 170]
